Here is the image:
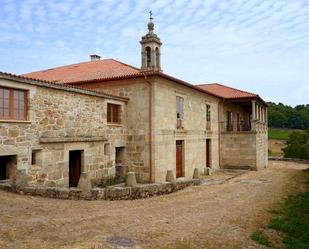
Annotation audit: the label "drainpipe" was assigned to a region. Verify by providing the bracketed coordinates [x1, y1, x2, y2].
[218, 100, 222, 168]
[143, 73, 153, 183]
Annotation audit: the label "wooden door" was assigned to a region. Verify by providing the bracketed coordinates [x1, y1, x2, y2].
[69, 150, 82, 187]
[176, 141, 183, 178]
[206, 139, 211, 168]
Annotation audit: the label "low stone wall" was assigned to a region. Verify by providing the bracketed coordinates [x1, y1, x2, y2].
[269, 157, 309, 164]
[0, 179, 201, 201]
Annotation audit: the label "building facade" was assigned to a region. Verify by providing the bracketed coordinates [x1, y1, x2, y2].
[0, 18, 268, 188]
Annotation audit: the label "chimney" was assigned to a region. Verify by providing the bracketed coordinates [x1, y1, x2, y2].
[90, 54, 101, 61]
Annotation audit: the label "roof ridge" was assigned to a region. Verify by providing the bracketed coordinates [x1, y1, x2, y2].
[21, 58, 117, 76]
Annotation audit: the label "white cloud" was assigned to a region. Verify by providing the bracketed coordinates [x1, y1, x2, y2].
[0, 0, 308, 106]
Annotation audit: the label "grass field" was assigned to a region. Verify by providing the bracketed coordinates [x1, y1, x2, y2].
[251, 168, 309, 249]
[268, 128, 303, 140]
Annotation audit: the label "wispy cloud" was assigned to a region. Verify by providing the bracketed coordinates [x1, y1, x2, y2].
[0, 0, 308, 105]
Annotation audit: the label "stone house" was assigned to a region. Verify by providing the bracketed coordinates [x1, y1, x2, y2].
[0, 72, 128, 187]
[0, 18, 268, 187]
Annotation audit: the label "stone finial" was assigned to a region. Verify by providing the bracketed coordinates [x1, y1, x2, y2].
[77, 172, 92, 192]
[16, 169, 28, 187]
[126, 172, 137, 187]
[166, 170, 175, 182]
[204, 167, 212, 176]
[148, 11, 154, 33]
[193, 168, 200, 179]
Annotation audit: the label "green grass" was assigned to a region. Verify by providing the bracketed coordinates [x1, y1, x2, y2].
[267, 190, 309, 249]
[250, 231, 271, 247]
[268, 128, 295, 140]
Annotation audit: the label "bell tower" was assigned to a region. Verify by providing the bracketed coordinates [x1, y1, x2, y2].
[140, 11, 162, 71]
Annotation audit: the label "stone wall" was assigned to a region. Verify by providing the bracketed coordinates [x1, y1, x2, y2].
[0, 78, 127, 187]
[79, 76, 221, 183]
[78, 79, 150, 182]
[152, 77, 220, 182]
[220, 132, 257, 169]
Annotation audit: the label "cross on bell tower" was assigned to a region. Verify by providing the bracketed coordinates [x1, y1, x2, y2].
[140, 11, 162, 71]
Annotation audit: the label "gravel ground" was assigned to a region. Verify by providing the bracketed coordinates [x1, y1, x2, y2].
[0, 161, 308, 249]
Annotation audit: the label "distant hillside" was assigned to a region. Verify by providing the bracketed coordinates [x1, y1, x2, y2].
[268, 102, 309, 130]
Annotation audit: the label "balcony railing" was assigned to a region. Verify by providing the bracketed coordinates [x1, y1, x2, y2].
[220, 120, 267, 132]
[220, 121, 251, 132]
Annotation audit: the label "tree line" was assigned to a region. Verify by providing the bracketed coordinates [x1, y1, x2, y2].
[268, 102, 309, 130]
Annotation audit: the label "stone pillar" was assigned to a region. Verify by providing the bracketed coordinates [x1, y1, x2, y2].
[150, 48, 156, 67]
[265, 108, 268, 125]
[251, 100, 256, 121]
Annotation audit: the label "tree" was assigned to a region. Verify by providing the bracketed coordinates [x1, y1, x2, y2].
[283, 131, 309, 159]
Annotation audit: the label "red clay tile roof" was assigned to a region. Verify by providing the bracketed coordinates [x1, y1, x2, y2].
[21, 58, 266, 105]
[198, 83, 267, 106]
[22, 59, 141, 84]
[0, 71, 129, 101]
[197, 83, 257, 99]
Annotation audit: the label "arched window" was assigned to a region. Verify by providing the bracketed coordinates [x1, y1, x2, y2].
[146, 47, 151, 67]
[155, 47, 160, 68]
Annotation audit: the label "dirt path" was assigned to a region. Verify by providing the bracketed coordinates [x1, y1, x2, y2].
[0, 161, 308, 249]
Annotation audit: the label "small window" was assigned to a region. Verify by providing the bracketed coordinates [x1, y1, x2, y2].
[206, 104, 211, 130]
[0, 87, 27, 120]
[176, 96, 184, 129]
[31, 152, 36, 165]
[107, 103, 121, 124]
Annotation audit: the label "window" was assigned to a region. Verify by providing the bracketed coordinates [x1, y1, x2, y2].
[104, 143, 110, 156]
[206, 104, 211, 130]
[0, 87, 27, 120]
[176, 96, 184, 129]
[31, 152, 36, 165]
[227, 111, 233, 131]
[107, 103, 121, 124]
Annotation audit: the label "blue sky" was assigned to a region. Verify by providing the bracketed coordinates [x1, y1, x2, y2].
[0, 0, 308, 106]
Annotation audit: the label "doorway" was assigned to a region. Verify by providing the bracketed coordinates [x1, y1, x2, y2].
[69, 150, 83, 187]
[206, 139, 211, 168]
[176, 140, 184, 178]
[0, 155, 17, 180]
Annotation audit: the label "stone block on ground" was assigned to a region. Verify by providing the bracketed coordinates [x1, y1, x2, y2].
[125, 172, 137, 187]
[16, 169, 28, 187]
[193, 168, 200, 179]
[204, 167, 212, 175]
[166, 170, 175, 182]
[77, 172, 92, 192]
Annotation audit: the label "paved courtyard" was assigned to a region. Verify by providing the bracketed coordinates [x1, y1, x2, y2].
[0, 161, 308, 249]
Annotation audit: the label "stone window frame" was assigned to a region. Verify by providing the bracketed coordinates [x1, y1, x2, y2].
[0, 86, 28, 121]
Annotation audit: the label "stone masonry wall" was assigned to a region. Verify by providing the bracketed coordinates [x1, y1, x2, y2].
[78, 79, 150, 183]
[0, 79, 126, 187]
[220, 132, 257, 169]
[152, 77, 220, 182]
